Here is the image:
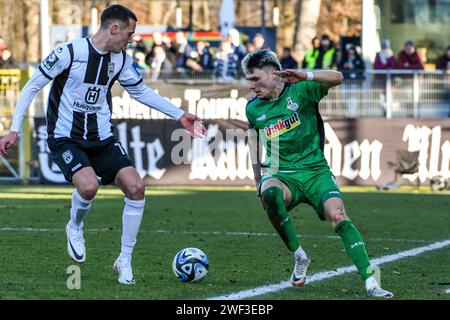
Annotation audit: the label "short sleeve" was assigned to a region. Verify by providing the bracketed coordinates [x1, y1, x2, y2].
[118, 54, 143, 87]
[294, 81, 328, 103]
[39, 44, 72, 80]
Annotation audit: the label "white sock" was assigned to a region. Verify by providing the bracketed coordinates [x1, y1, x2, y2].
[294, 245, 308, 260]
[120, 197, 145, 260]
[69, 189, 92, 230]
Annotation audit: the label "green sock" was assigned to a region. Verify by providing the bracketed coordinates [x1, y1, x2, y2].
[261, 186, 299, 252]
[335, 220, 374, 281]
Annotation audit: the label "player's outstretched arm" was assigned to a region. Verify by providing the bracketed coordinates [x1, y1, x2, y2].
[273, 69, 343, 89]
[179, 112, 206, 138]
[0, 131, 19, 157]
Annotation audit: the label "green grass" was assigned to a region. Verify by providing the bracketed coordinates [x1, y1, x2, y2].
[0, 185, 449, 300]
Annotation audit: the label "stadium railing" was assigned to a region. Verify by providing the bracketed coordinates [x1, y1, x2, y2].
[28, 69, 449, 119]
[142, 69, 449, 119]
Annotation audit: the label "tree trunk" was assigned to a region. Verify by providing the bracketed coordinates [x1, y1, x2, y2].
[293, 0, 322, 63]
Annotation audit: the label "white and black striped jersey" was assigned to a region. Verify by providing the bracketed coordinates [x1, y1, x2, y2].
[11, 37, 184, 142]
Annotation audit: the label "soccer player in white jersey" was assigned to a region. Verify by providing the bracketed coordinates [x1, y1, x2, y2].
[0, 4, 205, 285]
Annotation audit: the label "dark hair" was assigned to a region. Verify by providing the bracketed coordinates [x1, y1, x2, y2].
[100, 4, 137, 29]
[241, 49, 281, 75]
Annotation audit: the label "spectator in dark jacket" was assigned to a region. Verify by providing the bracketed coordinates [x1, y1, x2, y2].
[214, 40, 239, 83]
[280, 47, 298, 70]
[397, 40, 424, 70]
[436, 45, 450, 71]
[339, 44, 365, 79]
[0, 49, 18, 68]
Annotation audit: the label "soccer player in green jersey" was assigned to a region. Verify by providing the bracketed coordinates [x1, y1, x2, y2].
[242, 50, 393, 298]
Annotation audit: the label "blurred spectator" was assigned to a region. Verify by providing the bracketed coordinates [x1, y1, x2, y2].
[145, 32, 172, 65]
[170, 31, 195, 71]
[128, 35, 148, 58]
[317, 35, 337, 70]
[245, 42, 256, 54]
[397, 40, 424, 70]
[252, 33, 269, 51]
[280, 47, 298, 70]
[186, 41, 214, 72]
[0, 49, 18, 68]
[373, 39, 397, 70]
[228, 28, 247, 78]
[134, 51, 150, 72]
[149, 45, 174, 80]
[227, 29, 247, 61]
[302, 36, 321, 69]
[214, 40, 239, 83]
[339, 44, 365, 118]
[436, 45, 450, 71]
[339, 44, 365, 79]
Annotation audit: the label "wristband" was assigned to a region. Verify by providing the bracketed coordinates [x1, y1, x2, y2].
[306, 71, 314, 81]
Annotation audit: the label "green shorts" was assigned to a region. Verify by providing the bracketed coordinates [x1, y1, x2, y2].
[260, 167, 342, 220]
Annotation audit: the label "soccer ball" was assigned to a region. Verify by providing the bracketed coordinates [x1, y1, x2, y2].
[172, 247, 209, 282]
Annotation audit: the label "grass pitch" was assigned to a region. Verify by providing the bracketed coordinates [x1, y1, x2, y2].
[0, 185, 448, 300]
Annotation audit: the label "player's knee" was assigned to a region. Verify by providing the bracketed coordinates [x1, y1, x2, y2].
[78, 181, 99, 200]
[126, 180, 146, 200]
[261, 186, 283, 208]
[326, 207, 348, 227]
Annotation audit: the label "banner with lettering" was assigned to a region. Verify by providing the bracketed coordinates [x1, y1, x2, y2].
[33, 117, 450, 186]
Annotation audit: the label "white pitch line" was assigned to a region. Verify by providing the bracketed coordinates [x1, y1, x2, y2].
[0, 227, 433, 243]
[208, 238, 450, 300]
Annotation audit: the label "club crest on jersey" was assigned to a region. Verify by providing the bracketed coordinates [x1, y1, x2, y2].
[286, 96, 299, 111]
[264, 112, 301, 140]
[43, 51, 60, 70]
[62, 150, 73, 164]
[107, 62, 115, 77]
[85, 86, 101, 104]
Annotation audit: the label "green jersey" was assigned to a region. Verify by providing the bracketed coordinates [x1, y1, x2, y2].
[246, 81, 329, 171]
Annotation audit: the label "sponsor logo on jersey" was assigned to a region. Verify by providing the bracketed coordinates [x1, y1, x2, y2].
[286, 96, 299, 111]
[85, 86, 101, 104]
[256, 114, 266, 122]
[264, 112, 300, 140]
[107, 62, 115, 77]
[73, 101, 101, 112]
[43, 51, 60, 70]
[62, 150, 73, 164]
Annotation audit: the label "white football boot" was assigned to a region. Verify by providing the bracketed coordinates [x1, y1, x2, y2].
[290, 256, 311, 286]
[66, 222, 86, 263]
[365, 275, 394, 298]
[113, 257, 136, 285]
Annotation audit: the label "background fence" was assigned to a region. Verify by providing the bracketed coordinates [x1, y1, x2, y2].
[0, 68, 449, 183]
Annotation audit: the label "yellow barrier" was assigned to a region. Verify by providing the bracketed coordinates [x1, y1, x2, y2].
[0, 68, 29, 182]
[0, 69, 21, 126]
